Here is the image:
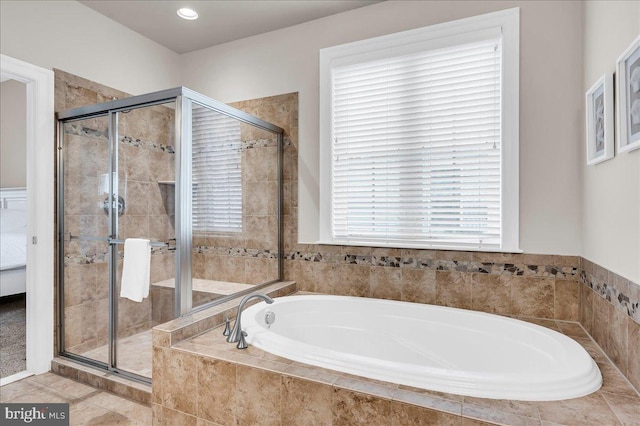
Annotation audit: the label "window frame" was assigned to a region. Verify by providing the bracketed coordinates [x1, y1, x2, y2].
[318, 8, 520, 252]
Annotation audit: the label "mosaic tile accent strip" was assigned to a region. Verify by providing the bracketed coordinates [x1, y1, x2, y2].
[64, 123, 108, 139]
[120, 135, 175, 153]
[64, 125, 176, 153]
[64, 253, 109, 266]
[64, 243, 277, 264]
[242, 138, 278, 149]
[64, 245, 175, 266]
[284, 251, 579, 279]
[580, 259, 640, 324]
[193, 246, 279, 259]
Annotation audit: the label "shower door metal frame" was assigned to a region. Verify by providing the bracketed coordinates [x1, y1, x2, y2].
[56, 87, 284, 384]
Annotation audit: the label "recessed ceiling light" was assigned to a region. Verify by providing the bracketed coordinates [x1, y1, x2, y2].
[177, 8, 198, 20]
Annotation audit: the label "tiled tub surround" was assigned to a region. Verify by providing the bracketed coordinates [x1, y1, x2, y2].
[154, 309, 639, 426]
[285, 251, 581, 322]
[580, 258, 640, 393]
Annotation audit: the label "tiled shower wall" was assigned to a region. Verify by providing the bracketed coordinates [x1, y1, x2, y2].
[238, 92, 639, 393]
[191, 108, 280, 286]
[55, 70, 176, 353]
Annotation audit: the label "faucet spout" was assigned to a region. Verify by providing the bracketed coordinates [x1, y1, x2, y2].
[227, 293, 274, 344]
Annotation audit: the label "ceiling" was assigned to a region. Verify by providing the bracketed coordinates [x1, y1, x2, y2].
[79, 1, 381, 54]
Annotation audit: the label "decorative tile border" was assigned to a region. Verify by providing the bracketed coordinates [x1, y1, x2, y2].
[64, 253, 109, 266]
[64, 245, 174, 266]
[64, 123, 108, 139]
[120, 135, 175, 153]
[193, 246, 278, 259]
[64, 124, 176, 153]
[580, 259, 640, 324]
[242, 138, 278, 149]
[284, 251, 579, 279]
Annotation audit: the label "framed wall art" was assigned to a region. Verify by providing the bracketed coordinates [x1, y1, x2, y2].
[616, 35, 640, 153]
[586, 73, 614, 165]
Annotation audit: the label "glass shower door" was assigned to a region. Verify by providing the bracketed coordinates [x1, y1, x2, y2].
[60, 102, 177, 381]
[60, 115, 111, 366]
[114, 102, 177, 378]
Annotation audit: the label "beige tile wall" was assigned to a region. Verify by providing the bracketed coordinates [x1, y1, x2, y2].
[580, 258, 640, 393]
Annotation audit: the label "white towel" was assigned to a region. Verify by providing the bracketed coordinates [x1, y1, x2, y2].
[120, 238, 151, 302]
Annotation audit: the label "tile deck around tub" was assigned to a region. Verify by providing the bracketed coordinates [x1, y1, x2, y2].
[171, 317, 640, 426]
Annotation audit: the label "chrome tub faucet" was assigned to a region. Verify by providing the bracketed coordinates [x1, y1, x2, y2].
[224, 293, 274, 349]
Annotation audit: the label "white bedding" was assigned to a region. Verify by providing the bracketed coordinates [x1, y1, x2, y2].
[1, 209, 27, 270]
[1, 232, 27, 270]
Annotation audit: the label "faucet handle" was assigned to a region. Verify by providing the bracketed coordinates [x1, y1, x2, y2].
[222, 316, 231, 337]
[236, 331, 248, 350]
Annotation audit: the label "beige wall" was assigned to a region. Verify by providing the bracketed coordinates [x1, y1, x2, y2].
[181, 1, 585, 256]
[0, 0, 180, 96]
[582, 1, 640, 284]
[0, 79, 26, 188]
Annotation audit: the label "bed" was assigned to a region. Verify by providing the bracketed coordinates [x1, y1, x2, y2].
[0, 188, 27, 297]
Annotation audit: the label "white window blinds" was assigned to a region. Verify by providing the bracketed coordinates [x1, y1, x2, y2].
[327, 33, 504, 250]
[191, 106, 242, 233]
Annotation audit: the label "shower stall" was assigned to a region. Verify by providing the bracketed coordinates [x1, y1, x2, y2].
[56, 87, 284, 383]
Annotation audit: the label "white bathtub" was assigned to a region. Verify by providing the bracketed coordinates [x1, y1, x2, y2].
[242, 295, 602, 401]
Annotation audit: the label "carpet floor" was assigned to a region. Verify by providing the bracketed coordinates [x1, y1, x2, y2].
[0, 293, 26, 378]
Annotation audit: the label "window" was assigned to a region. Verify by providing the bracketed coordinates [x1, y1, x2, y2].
[191, 106, 243, 233]
[319, 9, 519, 251]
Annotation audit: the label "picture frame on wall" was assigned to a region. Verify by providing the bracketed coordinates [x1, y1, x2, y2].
[586, 73, 614, 165]
[616, 35, 640, 153]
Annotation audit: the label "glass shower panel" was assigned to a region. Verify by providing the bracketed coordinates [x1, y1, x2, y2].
[114, 102, 176, 377]
[61, 116, 111, 364]
[58, 86, 284, 383]
[190, 103, 279, 310]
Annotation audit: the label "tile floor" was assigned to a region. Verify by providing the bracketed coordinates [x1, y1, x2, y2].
[0, 373, 151, 425]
